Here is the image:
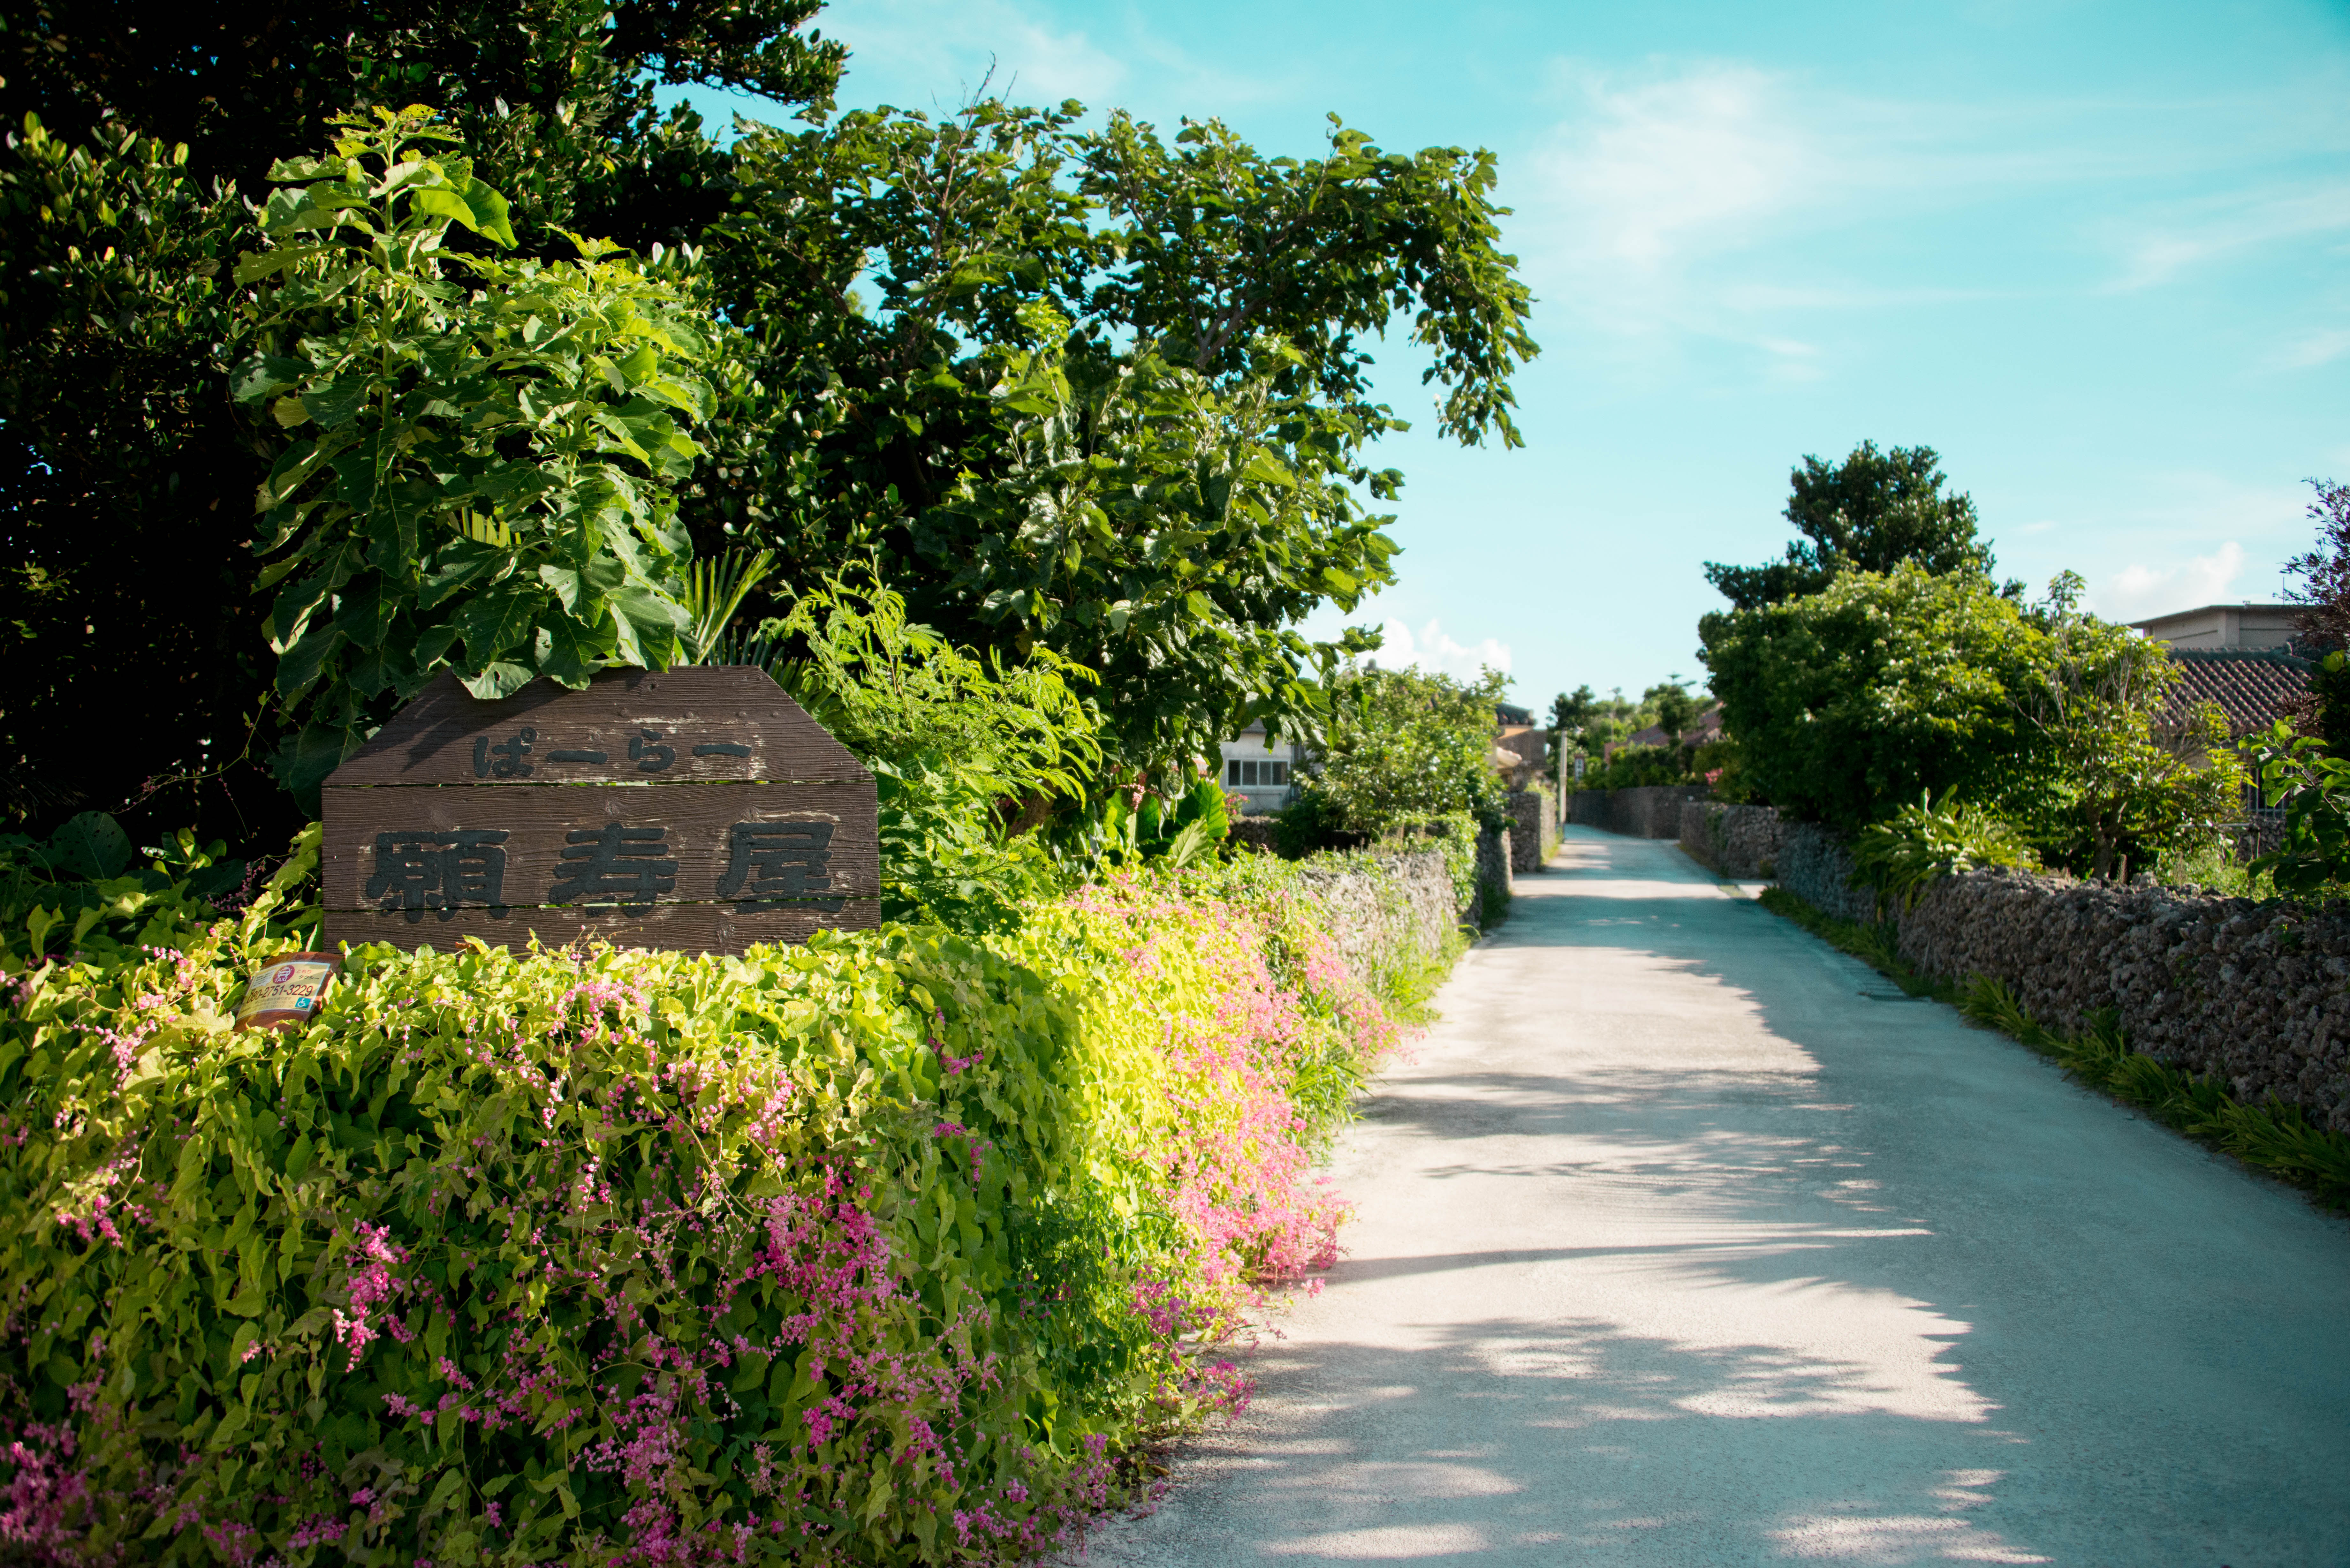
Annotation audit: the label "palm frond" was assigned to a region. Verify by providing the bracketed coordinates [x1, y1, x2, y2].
[679, 548, 776, 665]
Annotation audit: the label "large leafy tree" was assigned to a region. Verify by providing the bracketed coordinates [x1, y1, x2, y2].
[1699, 564, 2046, 830]
[1701, 564, 2240, 870]
[1297, 663, 1511, 834]
[1703, 441, 1995, 611]
[2, 1, 1536, 841]
[692, 101, 1536, 772]
[234, 109, 722, 807]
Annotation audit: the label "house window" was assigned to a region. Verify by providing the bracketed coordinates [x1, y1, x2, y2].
[1225, 758, 1290, 788]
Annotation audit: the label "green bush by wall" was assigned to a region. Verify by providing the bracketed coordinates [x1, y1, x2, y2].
[0, 830, 1422, 1564]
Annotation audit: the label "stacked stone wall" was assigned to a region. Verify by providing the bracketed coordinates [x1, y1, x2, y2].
[1294, 847, 1458, 976]
[1474, 824, 1514, 920]
[1768, 827, 2350, 1134]
[1678, 802, 1785, 879]
[1506, 790, 1549, 872]
[1775, 822, 1882, 926]
[1568, 785, 1713, 839]
[1895, 871, 2350, 1133]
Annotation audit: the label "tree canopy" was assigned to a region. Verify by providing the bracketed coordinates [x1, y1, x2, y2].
[0, 1, 1538, 838]
[1703, 441, 1994, 611]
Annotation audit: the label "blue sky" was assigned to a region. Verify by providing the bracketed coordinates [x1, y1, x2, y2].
[663, 0, 2350, 712]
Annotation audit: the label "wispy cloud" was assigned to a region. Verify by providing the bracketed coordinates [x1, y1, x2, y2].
[2268, 324, 2350, 371]
[821, 0, 1130, 107]
[2108, 180, 2350, 292]
[1367, 619, 1512, 682]
[1513, 57, 2350, 370]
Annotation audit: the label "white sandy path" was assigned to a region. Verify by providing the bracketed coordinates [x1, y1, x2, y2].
[1066, 827, 2350, 1567]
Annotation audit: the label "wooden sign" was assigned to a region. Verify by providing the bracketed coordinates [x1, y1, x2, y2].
[321, 666, 878, 955]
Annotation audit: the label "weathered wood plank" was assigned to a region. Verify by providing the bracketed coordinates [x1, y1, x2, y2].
[324, 667, 870, 787]
[322, 897, 879, 957]
[322, 781, 880, 911]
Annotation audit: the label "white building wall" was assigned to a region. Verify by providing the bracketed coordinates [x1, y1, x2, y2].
[2129, 603, 2301, 650]
[1218, 722, 1304, 816]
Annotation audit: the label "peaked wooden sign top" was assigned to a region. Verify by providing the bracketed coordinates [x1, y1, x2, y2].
[320, 666, 879, 957]
[325, 666, 869, 789]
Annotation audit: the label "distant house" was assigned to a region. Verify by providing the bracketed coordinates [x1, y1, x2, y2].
[1218, 721, 1304, 816]
[1622, 703, 1725, 752]
[1493, 701, 1546, 789]
[2127, 603, 2311, 739]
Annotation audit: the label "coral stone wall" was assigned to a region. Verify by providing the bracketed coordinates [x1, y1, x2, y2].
[1897, 871, 2350, 1134]
[1294, 848, 1459, 971]
[1678, 801, 1785, 879]
[1570, 785, 1712, 839]
[1507, 790, 1549, 872]
[1475, 824, 1514, 916]
[1776, 821, 1884, 926]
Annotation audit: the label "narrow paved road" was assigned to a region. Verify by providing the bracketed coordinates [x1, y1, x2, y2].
[1074, 827, 2350, 1566]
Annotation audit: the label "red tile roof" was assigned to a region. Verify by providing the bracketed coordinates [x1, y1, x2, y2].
[1625, 705, 1725, 750]
[2164, 649, 2310, 736]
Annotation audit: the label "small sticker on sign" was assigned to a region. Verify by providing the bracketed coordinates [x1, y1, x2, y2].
[235, 954, 341, 1034]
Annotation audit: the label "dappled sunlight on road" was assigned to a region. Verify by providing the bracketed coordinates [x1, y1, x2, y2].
[1071, 828, 2350, 1566]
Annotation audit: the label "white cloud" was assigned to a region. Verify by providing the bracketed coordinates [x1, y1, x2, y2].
[1512, 57, 2350, 378]
[1366, 619, 1512, 682]
[1531, 61, 1817, 276]
[2088, 541, 2247, 624]
[819, 0, 1296, 117]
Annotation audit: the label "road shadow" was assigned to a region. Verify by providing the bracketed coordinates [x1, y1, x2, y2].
[1078, 1308, 2054, 1566]
[1068, 826, 2350, 1566]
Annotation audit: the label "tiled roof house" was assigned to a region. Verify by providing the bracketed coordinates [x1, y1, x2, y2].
[1622, 703, 1724, 751]
[2126, 603, 2311, 738]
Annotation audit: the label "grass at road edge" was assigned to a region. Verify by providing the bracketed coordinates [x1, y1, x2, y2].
[1758, 886, 2350, 1213]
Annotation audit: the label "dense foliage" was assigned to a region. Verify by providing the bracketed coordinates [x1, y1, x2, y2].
[2244, 720, 2350, 895]
[0, 0, 847, 841]
[2, 0, 1538, 839]
[1702, 441, 1997, 612]
[235, 110, 722, 808]
[0, 818, 1437, 1563]
[2280, 478, 2350, 748]
[1700, 565, 2242, 874]
[1851, 793, 2040, 908]
[1290, 665, 1507, 839]
[1699, 565, 2039, 830]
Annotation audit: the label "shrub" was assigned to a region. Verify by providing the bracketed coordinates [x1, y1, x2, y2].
[1294, 664, 1509, 837]
[1699, 564, 2040, 832]
[1851, 792, 2039, 908]
[0, 836, 1419, 1564]
[1702, 566, 2243, 876]
[2244, 720, 2350, 895]
[739, 575, 1100, 932]
[1588, 744, 1688, 792]
[231, 110, 721, 807]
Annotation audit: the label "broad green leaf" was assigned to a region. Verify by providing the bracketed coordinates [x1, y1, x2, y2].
[457, 660, 534, 700]
[300, 381, 370, 431]
[457, 177, 517, 249]
[45, 812, 133, 880]
[274, 621, 345, 701]
[456, 583, 545, 666]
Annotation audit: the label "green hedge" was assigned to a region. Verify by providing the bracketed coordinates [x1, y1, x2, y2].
[0, 832, 1420, 1564]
